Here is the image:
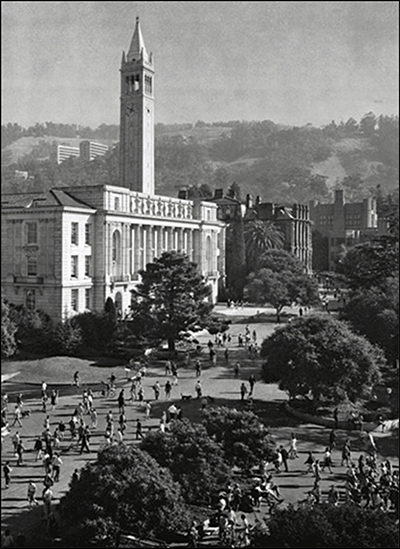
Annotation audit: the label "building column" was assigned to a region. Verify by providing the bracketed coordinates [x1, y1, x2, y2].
[156, 226, 163, 258]
[134, 224, 142, 273]
[187, 229, 193, 261]
[145, 226, 153, 265]
[177, 228, 184, 252]
[167, 227, 174, 251]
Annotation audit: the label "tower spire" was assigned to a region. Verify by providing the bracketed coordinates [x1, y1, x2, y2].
[127, 16, 147, 62]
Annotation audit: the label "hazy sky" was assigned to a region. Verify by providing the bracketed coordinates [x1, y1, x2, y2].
[2, 1, 399, 128]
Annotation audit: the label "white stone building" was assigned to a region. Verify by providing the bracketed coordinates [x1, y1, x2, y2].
[1, 18, 225, 321]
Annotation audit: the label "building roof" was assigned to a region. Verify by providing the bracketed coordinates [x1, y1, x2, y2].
[127, 17, 147, 61]
[209, 196, 242, 206]
[1, 189, 93, 210]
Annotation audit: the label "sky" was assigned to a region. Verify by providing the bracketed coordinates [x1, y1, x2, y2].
[1, 1, 399, 129]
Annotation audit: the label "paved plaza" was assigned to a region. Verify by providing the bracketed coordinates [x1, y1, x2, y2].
[1, 306, 398, 545]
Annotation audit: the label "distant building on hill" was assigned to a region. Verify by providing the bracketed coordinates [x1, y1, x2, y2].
[79, 140, 109, 161]
[310, 189, 379, 271]
[53, 144, 80, 164]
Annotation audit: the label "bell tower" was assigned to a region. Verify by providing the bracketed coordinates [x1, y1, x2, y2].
[120, 17, 155, 194]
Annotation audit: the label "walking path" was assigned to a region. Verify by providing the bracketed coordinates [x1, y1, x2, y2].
[1, 307, 398, 545]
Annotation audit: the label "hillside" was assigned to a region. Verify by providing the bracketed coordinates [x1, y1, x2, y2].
[2, 114, 398, 204]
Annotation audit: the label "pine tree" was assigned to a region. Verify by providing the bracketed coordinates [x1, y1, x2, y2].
[130, 251, 213, 351]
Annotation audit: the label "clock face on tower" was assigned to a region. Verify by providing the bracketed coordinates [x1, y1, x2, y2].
[126, 104, 138, 116]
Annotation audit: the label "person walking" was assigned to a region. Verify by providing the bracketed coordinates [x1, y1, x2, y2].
[136, 419, 143, 440]
[51, 453, 63, 482]
[224, 347, 229, 363]
[34, 435, 44, 461]
[16, 439, 26, 466]
[145, 400, 152, 419]
[153, 381, 161, 400]
[165, 380, 172, 400]
[327, 484, 340, 506]
[43, 486, 53, 519]
[73, 370, 80, 388]
[27, 480, 39, 507]
[279, 445, 289, 472]
[11, 405, 23, 427]
[312, 459, 322, 482]
[248, 374, 256, 396]
[288, 433, 299, 459]
[240, 382, 248, 401]
[304, 451, 315, 474]
[3, 461, 12, 489]
[195, 380, 202, 399]
[117, 389, 125, 414]
[11, 431, 20, 453]
[90, 408, 98, 429]
[341, 439, 352, 467]
[234, 362, 240, 379]
[195, 360, 202, 377]
[321, 447, 333, 473]
[80, 426, 91, 454]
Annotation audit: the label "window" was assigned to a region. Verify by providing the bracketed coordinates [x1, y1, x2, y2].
[71, 256, 78, 278]
[114, 197, 120, 210]
[206, 209, 211, 221]
[327, 215, 333, 226]
[85, 288, 91, 310]
[112, 231, 121, 263]
[25, 289, 36, 310]
[27, 257, 37, 276]
[319, 215, 326, 226]
[71, 289, 79, 312]
[85, 256, 91, 277]
[26, 222, 37, 244]
[85, 223, 91, 245]
[71, 222, 79, 245]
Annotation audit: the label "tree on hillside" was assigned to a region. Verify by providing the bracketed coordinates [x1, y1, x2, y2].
[57, 444, 191, 548]
[130, 251, 213, 351]
[260, 314, 384, 403]
[339, 283, 399, 366]
[254, 503, 399, 549]
[202, 407, 276, 472]
[140, 419, 231, 504]
[1, 298, 17, 358]
[244, 220, 284, 272]
[244, 250, 320, 322]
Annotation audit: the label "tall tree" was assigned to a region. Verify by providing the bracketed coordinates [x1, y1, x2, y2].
[260, 314, 384, 404]
[244, 250, 319, 322]
[202, 406, 276, 472]
[140, 419, 231, 504]
[1, 298, 17, 358]
[225, 217, 247, 301]
[339, 283, 399, 366]
[338, 238, 399, 291]
[57, 445, 191, 548]
[244, 220, 284, 272]
[130, 251, 213, 351]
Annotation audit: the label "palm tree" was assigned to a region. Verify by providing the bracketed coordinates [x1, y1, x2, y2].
[244, 220, 284, 273]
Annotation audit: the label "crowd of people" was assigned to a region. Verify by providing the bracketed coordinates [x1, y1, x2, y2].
[1, 324, 398, 547]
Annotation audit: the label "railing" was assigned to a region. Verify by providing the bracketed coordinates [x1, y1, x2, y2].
[129, 193, 193, 220]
